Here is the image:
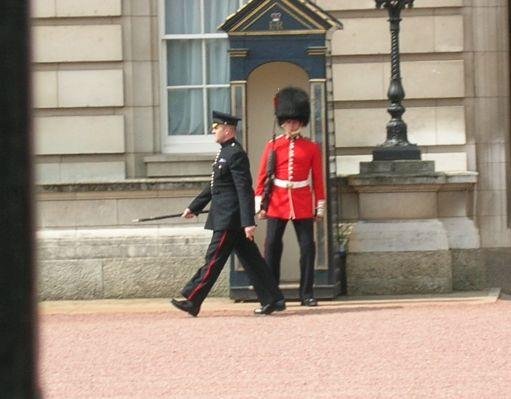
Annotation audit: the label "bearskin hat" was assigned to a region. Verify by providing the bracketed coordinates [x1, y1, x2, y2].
[274, 86, 310, 127]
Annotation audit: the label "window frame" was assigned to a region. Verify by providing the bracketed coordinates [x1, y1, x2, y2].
[159, 0, 244, 154]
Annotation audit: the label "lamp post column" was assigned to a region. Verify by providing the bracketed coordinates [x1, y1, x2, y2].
[373, 0, 421, 161]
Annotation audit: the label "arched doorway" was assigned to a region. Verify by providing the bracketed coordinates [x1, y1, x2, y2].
[221, 0, 343, 299]
[246, 62, 309, 283]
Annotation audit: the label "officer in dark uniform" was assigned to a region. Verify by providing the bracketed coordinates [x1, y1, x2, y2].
[171, 111, 285, 317]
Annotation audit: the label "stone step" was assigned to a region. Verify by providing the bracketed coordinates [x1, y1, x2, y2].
[37, 226, 225, 301]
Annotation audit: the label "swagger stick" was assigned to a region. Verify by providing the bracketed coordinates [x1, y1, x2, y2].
[133, 210, 209, 223]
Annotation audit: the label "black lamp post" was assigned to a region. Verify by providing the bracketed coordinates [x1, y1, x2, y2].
[373, 0, 421, 161]
[0, 1, 40, 397]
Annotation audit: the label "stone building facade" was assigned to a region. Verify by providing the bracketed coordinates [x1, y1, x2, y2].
[33, 0, 511, 298]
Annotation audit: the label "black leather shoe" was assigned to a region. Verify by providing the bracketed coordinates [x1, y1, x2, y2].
[275, 299, 286, 311]
[301, 298, 318, 307]
[254, 299, 286, 315]
[171, 298, 200, 317]
[253, 303, 277, 315]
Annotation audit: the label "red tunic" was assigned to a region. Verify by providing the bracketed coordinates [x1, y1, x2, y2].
[255, 134, 326, 220]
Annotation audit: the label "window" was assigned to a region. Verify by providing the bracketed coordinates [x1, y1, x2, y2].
[161, 0, 247, 152]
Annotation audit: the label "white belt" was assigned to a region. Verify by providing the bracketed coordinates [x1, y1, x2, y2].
[273, 178, 311, 189]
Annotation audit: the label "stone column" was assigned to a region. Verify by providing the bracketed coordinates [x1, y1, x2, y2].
[465, 1, 511, 291]
[467, 2, 511, 247]
[231, 81, 247, 145]
[123, 0, 160, 177]
[310, 79, 328, 271]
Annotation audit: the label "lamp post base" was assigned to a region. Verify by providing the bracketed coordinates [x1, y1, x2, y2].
[360, 159, 435, 176]
[372, 144, 421, 161]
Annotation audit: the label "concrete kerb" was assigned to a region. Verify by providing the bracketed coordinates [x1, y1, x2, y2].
[39, 288, 502, 316]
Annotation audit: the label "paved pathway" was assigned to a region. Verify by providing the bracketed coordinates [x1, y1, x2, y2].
[38, 290, 511, 398]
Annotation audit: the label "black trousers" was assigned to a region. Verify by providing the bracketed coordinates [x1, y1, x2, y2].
[264, 218, 315, 300]
[181, 229, 284, 307]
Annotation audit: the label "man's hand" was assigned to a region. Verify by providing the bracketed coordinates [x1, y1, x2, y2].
[181, 208, 196, 219]
[315, 203, 325, 221]
[257, 210, 267, 220]
[244, 225, 256, 241]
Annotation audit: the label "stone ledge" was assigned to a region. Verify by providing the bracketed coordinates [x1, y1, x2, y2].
[347, 171, 478, 192]
[37, 226, 208, 239]
[144, 154, 215, 162]
[37, 177, 209, 193]
[144, 154, 215, 178]
[360, 160, 435, 175]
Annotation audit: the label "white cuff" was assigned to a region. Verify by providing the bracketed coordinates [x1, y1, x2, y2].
[255, 196, 262, 213]
[316, 199, 325, 217]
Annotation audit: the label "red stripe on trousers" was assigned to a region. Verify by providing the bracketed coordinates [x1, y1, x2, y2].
[188, 231, 228, 301]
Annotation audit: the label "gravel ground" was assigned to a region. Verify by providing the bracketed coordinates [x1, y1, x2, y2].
[38, 297, 511, 399]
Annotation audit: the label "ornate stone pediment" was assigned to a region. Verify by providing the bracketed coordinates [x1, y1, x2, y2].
[220, 0, 341, 35]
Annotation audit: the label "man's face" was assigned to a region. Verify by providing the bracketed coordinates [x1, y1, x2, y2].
[211, 123, 222, 143]
[211, 123, 229, 144]
[282, 120, 302, 135]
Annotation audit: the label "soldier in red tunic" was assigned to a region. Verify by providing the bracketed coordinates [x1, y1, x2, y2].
[255, 87, 326, 307]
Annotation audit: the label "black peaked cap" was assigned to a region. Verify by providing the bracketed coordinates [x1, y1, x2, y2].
[212, 110, 241, 127]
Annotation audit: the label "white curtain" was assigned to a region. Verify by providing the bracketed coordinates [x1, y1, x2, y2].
[208, 88, 230, 126]
[204, 0, 240, 33]
[207, 39, 229, 84]
[169, 89, 204, 135]
[165, 0, 200, 34]
[167, 40, 203, 135]
[167, 40, 202, 86]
